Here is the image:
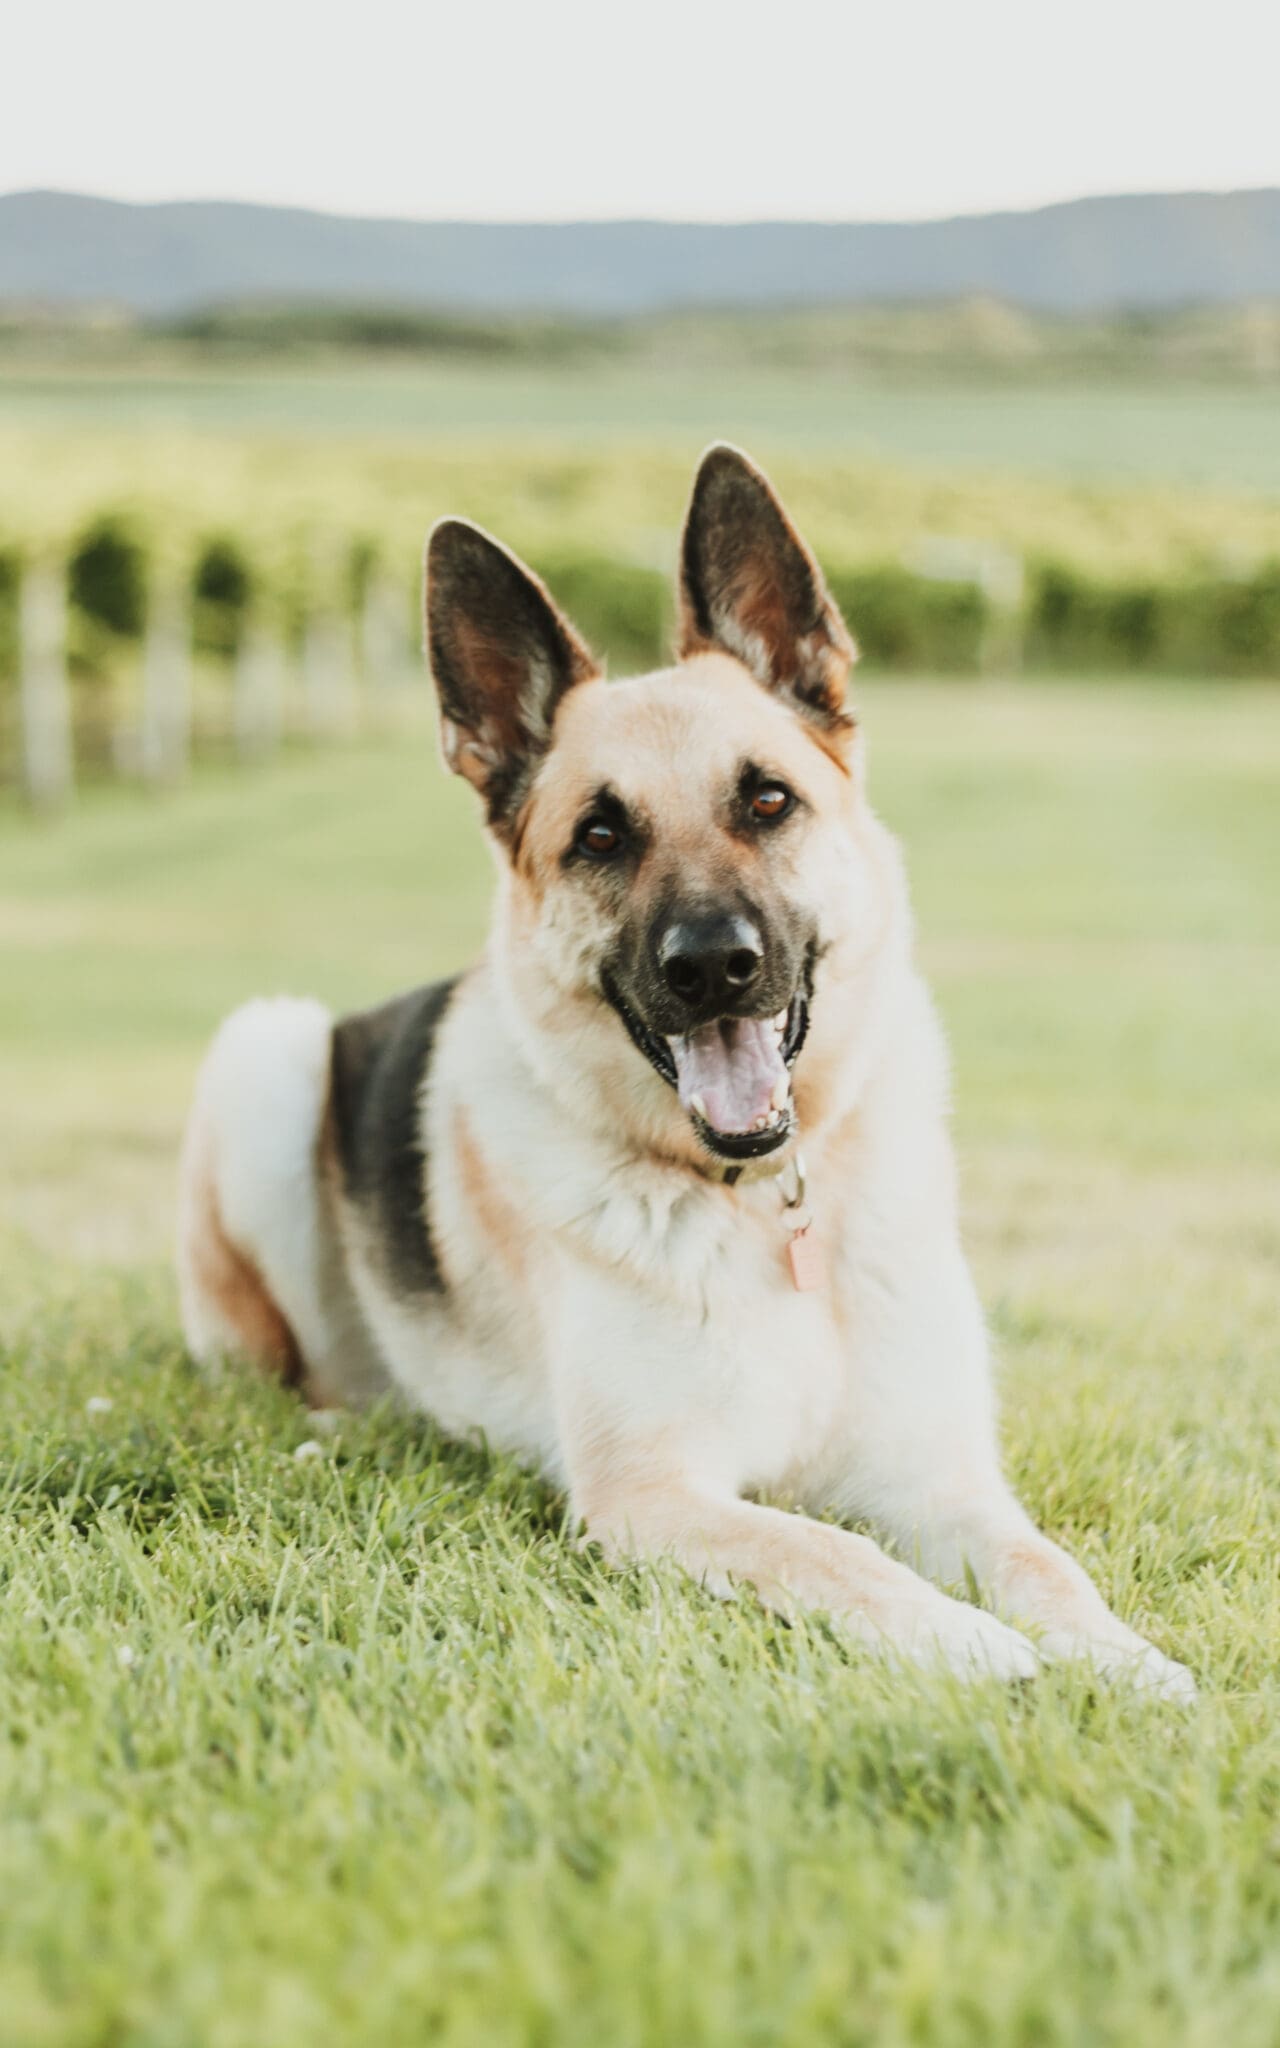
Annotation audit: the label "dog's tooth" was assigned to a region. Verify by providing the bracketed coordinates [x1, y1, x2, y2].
[773, 1009, 788, 1031]
[769, 1074, 790, 1112]
[690, 1093, 708, 1121]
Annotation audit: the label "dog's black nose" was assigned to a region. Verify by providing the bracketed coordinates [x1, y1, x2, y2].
[659, 913, 764, 1013]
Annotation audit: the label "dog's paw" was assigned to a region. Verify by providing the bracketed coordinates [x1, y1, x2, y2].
[1129, 1646, 1198, 1702]
[895, 1599, 1043, 1685]
[1038, 1630, 1198, 1702]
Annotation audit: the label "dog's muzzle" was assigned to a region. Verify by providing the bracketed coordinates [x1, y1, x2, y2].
[601, 973, 810, 1162]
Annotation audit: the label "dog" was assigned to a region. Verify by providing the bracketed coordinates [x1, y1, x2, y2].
[177, 445, 1193, 1695]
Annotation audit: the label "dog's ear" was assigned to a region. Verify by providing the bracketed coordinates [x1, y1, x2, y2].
[425, 520, 600, 830]
[678, 445, 856, 735]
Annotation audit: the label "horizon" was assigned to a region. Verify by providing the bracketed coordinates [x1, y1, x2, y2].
[6, 181, 1279, 231]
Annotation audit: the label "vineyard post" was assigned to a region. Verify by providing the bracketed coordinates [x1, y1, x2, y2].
[302, 542, 358, 737]
[359, 568, 418, 704]
[139, 582, 192, 782]
[233, 617, 286, 759]
[18, 559, 74, 810]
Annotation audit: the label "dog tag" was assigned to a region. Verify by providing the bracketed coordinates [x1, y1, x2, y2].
[787, 1226, 826, 1293]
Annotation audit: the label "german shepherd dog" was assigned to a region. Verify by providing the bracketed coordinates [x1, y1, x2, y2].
[178, 446, 1193, 1695]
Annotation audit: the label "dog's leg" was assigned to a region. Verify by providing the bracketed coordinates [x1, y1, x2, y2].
[553, 1266, 1037, 1682]
[888, 1484, 1197, 1700]
[575, 1472, 1041, 1684]
[825, 1203, 1196, 1698]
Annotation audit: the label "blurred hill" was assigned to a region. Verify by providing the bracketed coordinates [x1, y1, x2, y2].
[3, 187, 1280, 316]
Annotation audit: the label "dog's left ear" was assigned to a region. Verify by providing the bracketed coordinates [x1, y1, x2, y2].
[678, 444, 856, 737]
[425, 519, 600, 831]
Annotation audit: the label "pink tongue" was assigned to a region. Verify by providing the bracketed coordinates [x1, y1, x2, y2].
[669, 1017, 787, 1135]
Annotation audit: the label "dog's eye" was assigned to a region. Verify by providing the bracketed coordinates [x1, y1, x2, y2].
[751, 784, 793, 823]
[576, 817, 623, 860]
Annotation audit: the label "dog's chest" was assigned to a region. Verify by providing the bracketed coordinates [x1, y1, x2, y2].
[720, 1216, 858, 1492]
[593, 1173, 860, 1494]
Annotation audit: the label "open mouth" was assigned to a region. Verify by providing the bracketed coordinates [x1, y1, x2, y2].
[602, 977, 810, 1161]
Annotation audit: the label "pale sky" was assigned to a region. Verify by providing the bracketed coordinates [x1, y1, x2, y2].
[7, 0, 1279, 222]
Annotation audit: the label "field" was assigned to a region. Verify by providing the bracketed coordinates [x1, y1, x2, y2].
[6, 359, 1280, 490]
[2, 679, 1277, 2047]
[6, 415, 1280, 616]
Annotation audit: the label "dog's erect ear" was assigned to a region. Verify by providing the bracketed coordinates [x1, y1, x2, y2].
[425, 519, 600, 829]
[678, 445, 856, 733]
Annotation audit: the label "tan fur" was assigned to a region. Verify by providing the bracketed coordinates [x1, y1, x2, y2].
[505, 651, 870, 1175]
[179, 1116, 302, 1384]
[586, 1481, 949, 1641]
[522, 651, 852, 880]
[450, 1107, 530, 1289]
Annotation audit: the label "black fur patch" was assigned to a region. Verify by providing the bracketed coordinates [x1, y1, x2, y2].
[329, 980, 460, 1298]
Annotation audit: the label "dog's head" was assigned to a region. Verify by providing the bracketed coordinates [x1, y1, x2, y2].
[425, 445, 898, 1171]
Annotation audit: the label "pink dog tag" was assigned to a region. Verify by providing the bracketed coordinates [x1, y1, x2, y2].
[787, 1226, 826, 1292]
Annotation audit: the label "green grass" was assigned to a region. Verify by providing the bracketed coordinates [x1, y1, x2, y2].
[4, 360, 1280, 491]
[1, 680, 1278, 2047]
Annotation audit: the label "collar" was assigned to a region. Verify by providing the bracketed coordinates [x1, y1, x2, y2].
[696, 1136, 802, 1193]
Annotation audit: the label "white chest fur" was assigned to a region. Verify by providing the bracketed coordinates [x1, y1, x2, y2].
[395, 960, 959, 1511]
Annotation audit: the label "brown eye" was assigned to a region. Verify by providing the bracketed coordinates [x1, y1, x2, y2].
[751, 784, 793, 822]
[576, 817, 622, 859]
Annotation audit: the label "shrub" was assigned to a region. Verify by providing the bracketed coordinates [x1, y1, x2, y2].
[1027, 562, 1104, 666]
[533, 553, 669, 674]
[68, 516, 148, 639]
[347, 537, 381, 617]
[1104, 583, 1165, 665]
[0, 547, 19, 683]
[828, 564, 989, 672]
[1027, 558, 1280, 674]
[192, 536, 254, 660]
[1188, 562, 1280, 673]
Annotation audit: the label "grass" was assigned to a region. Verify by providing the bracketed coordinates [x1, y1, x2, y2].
[4, 359, 1280, 491]
[1, 679, 1278, 2046]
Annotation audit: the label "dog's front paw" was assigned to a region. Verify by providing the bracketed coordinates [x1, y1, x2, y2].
[894, 1598, 1042, 1685]
[1039, 1629, 1198, 1702]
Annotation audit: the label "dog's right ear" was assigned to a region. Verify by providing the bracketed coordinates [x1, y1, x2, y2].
[425, 520, 600, 832]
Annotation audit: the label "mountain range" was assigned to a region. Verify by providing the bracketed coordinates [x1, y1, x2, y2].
[2, 187, 1279, 317]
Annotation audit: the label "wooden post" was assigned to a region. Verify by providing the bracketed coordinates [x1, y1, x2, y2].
[233, 619, 285, 759]
[139, 583, 192, 783]
[358, 571, 417, 698]
[302, 605, 352, 737]
[301, 544, 358, 739]
[19, 561, 74, 810]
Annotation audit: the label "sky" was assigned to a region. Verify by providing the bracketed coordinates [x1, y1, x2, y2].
[6, 0, 1279, 223]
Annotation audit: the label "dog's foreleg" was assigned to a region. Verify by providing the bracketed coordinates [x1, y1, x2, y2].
[577, 1476, 1041, 1684]
[836, 1220, 1197, 1700]
[886, 1485, 1197, 1700]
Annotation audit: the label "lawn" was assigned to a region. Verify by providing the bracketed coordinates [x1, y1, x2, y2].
[1, 679, 1277, 2047]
